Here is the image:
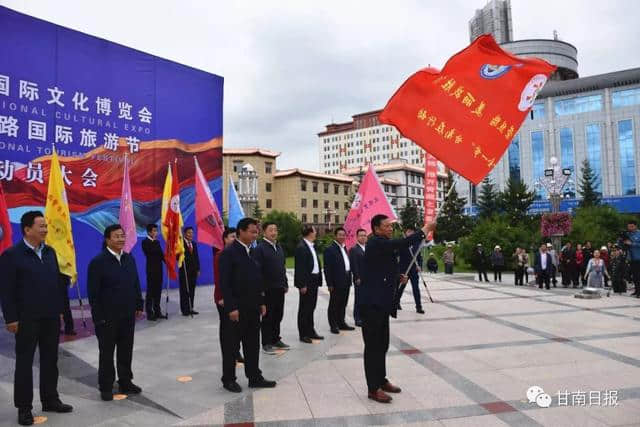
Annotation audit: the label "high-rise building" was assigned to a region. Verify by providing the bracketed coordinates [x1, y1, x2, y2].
[468, 0, 513, 44]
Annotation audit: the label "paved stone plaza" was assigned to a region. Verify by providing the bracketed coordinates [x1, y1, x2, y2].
[1, 272, 639, 426]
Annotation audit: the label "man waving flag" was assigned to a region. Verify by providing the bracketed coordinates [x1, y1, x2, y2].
[162, 162, 185, 280]
[379, 35, 556, 184]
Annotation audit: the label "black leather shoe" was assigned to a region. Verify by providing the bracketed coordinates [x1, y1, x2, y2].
[190, 310, 199, 315]
[274, 340, 290, 349]
[18, 409, 33, 426]
[355, 321, 363, 327]
[147, 316, 157, 321]
[310, 332, 324, 340]
[182, 312, 191, 317]
[157, 313, 168, 319]
[339, 324, 355, 331]
[42, 400, 73, 413]
[100, 391, 113, 401]
[118, 381, 142, 394]
[248, 377, 276, 388]
[330, 328, 340, 334]
[300, 337, 313, 344]
[223, 381, 242, 393]
[416, 308, 425, 314]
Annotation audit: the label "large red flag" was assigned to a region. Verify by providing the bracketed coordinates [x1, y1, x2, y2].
[344, 165, 397, 248]
[0, 182, 12, 254]
[379, 35, 556, 185]
[194, 157, 224, 250]
[163, 162, 183, 280]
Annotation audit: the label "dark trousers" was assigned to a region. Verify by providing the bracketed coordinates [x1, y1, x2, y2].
[220, 307, 261, 383]
[493, 266, 502, 282]
[14, 318, 60, 409]
[524, 268, 529, 284]
[397, 272, 422, 309]
[444, 263, 453, 274]
[551, 265, 557, 286]
[216, 304, 242, 367]
[145, 271, 163, 318]
[631, 260, 640, 295]
[328, 285, 350, 329]
[261, 288, 286, 346]
[297, 281, 319, 338]
[58, 275, 74, 332]
[537, 271, 551, 289]
[561, 268, 579, 288]
[360, 306, 390, 392]
[515, 266, 524, 286]
[353, 283, 361, 324]
[477, 269, 489, 282]
[95, 316, 135, 392]
[179, 268, 197, 315]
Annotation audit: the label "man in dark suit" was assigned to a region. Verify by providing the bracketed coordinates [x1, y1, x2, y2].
[349, 228, 367, 327]
[179, 226, 200, 316]
[219, 217, 276, 392]
[88, 224, 144, 401]
[252, 221, 290, 354]
[142, 224, 166, 320]
[397, 226, 424, 314]
[473, 244, 489, 282]
[0, 211, 73, 425]
[324, 227, 355, 334]
[294, 225, 324, 343]
[360, 214, 434, 404]
[534, 243, 553, 290]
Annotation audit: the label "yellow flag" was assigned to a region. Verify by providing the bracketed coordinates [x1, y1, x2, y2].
[160, 163, 185, 268]
[45, 147, 77, 283]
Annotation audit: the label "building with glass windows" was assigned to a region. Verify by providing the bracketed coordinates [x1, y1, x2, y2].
[458, 67, 640, 214]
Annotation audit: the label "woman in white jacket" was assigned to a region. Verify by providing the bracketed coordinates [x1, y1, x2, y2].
[584, 250, 609, 288]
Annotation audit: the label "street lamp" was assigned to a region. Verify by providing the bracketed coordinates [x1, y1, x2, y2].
[323, 208, 335, 233]
[534, 156, 575, 213]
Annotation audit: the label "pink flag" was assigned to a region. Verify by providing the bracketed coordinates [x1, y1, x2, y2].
[344, 165, 397, 248]
[423, 153, 438, 240]
[119, 156, 137, 253]
[194, 156, 224, 250]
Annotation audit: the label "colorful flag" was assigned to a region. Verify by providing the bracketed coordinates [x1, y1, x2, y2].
[228, 177, 245, 228]
[161, 163, 172, 243]
[44, 147, 77, 283]
[423, 154, 438, 240]
[119, 156, 137, 253]
[379, 35, 556, 185]
[0, 182, 12, 254]
[194, 156, 224, 250]
[162, 162, 185, 280]
[344, 165, 397, 248]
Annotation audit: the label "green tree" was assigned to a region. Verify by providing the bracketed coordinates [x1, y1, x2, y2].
[253, 203, 264, 220]
[499, 177, 535, 225]
[568, 205, 632, 247]
[476, 176, 500, 218]
[436, 172, 473, 242]
[261, 210, 302, 256]
[578, 159, 601, 208]
[398, 199, 423, 229]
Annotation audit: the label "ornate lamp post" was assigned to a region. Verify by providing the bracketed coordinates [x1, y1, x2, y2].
[237, 163, 258, 214]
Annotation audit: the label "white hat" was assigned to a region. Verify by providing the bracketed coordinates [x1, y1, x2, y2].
[601, 246, 608, 251]
[546, 243, 552, 248]
[495, 245, 501, 250]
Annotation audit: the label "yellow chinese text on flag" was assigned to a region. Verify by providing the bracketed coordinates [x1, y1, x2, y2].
[45, 148, 77, 283]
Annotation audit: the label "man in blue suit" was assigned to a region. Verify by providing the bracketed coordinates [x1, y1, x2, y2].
[324, 227, 355, 334]
[534, 243, 553, 290]
[360, 214, 434, 403]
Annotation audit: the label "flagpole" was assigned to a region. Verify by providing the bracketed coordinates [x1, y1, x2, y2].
[73, 281, 87, 328]
[182, 263, 194, 318]
[403, 173, 459, 276]
[165, 264, 170, 319]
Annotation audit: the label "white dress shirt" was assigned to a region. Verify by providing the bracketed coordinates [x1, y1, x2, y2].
[335, 241, 350, 272]
[237, 239, 251, 256]
[304, 238, 320, 274]
[23, 239, 44, 260]
[264, 237, 278, 252]
[540, 251, 547, 270]
[107, 246, 123, 264]
[358, 243, 365, 253]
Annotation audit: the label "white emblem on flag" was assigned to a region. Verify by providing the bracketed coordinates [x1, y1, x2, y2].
[518, 74, 548, 111]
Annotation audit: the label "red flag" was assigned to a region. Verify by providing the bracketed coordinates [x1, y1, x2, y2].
[423, 154, 438, 240]
[379, 35, 556, 185]
[344, 165, 397, 248]
[0, 182, 12, 254]
[163, 162, 183, 280]
[194, 157, 224, 250]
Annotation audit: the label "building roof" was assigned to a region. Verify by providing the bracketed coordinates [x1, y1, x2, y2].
[380, 177, 402, 186]
[341, 161, 425, 175]
[538, 67, 640, 99]
[223, 148, 281, 158]
[274, 168, 354, 183]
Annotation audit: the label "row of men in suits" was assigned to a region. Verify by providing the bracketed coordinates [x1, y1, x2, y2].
[0, 212, 148, 425]
[141, 224, 201, 319]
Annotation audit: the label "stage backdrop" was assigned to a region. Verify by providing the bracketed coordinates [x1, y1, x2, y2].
[0, 6, 223, 297]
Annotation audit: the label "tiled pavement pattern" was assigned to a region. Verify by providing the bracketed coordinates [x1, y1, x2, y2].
[1, 272, 640, 426]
